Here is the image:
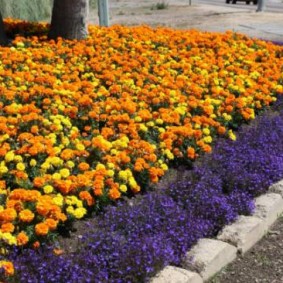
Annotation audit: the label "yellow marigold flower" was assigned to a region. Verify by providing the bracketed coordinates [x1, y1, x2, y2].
[61, 118, 72, 128]
[66, 161, 75, 168]
[203, 128, 210, 135]
[128, 177, 137, 188]
[119, 184, 128, 193]
[139, 124, 148, 132]
[0, 232, 17, 245]
[43, 185, 54, 194]
[0, 165, 8, 175]
[72, 207, 87, 219]
[53, 147, 62, 154]
[107, 170, 115, 177]
[134, 116, 142, 122]
[62, 137, 70, 146]
[41, 162, 51, 171]
[0, 134, 9, 143]
[50, 157, 63, 167]
[52, 194, 64, 207]
[66, 205, 74, 214]
[164, 149, 174, 160]
[59, 168, 70, 178]
[5, 151, 15, 162]
[16, 162, 26, 171]
[14, 155, 23, 163]
[160, 163, 168, 171]
[110, 149, 118, 155]
[53, 119, 61, 125]
[228, 130, 237, 141]
[30, 159, 37, 167]
[66, 196, 78, 205]
[96, 163, 106, 170]
[118, 170, 128, 181]
[125, 169, 133, 178]
[223, 113, 232, 121]
[203, 136, 213, 144]
[107, 162, 115, 169]
[156, 118, 164, 125]
[52, 173, 61, 180]
[76, 143, 85, 151]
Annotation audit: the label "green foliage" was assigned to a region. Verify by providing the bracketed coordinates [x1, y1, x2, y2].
[90, 0, 98, 10]
[0, 0, 53, 21]
[0, 0, 97, 22]
[151, 1, 169, 10]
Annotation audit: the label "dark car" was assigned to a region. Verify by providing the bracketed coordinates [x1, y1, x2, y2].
[226, 0, 258, 4]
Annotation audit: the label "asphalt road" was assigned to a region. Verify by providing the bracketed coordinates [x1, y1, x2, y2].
[197, 0, 283, 13]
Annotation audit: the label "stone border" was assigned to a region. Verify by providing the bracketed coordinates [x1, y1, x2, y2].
[151, 180, 283, 283]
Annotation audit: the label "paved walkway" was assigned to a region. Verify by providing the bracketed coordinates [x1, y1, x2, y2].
[90, 0, 283, 42]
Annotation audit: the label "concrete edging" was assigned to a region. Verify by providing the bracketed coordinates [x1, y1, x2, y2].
[151, 181, 283, 283]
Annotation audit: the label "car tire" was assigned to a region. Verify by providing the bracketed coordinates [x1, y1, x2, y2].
[226, 0, 230, 3]
[232, 0, 236, 3]
[253, 0, 258, 4]
[246, 1, 250, 4]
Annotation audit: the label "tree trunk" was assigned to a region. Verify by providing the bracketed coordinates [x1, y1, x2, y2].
[256, 0, 266, 12]
[0, 11, 7, 45]
[49, 0, 89, 40]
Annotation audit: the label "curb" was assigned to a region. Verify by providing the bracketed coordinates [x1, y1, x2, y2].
[151, 180, 283, 283]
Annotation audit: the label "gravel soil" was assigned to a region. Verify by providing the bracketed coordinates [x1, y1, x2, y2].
[209, 216, 283, 283]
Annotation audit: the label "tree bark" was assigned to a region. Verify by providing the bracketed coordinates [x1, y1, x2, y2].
[49, 0, 89, 40]
[0, 11, 7, 45]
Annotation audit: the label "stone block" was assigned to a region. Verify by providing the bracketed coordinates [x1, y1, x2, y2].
[217, 215, 265, 254]
[253, 193, 283, 229]
[151, 266, 203, 283]
[183, 238, 237, 281]
[269, 179, 283, 197]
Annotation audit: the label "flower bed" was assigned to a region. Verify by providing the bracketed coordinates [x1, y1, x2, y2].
[2, 95, 283, 283]
[0, 19, 282, 280]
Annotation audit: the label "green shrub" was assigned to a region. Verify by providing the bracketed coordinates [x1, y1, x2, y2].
[0, 0, 97, 22]
[151, 1, 169, 10]
[0, 0, 53, 21]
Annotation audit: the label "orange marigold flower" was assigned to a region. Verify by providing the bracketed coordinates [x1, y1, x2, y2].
[78, 162, 90, 171]
[32, 241, 40, 249]
[53, 248, 64, 256]
[93, 187, 103, 197]
[36, 203, 50, 217]
[217, 126, 226, 135]
[45, 218, 58, 231]
[35, 222, 49, 236]
[0, 260, 14, 276]
[33, 176, 46, 188]
[187, 147, 196, 159]
[0, 208, 17, 222]
[16, 231, 29, 246]
[79, 191, 95, 206]
[108, 188, 121, 200]
[1, 223, 15, 233]
[202, 144, 212, 153]
[18, 209, 35, 223]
